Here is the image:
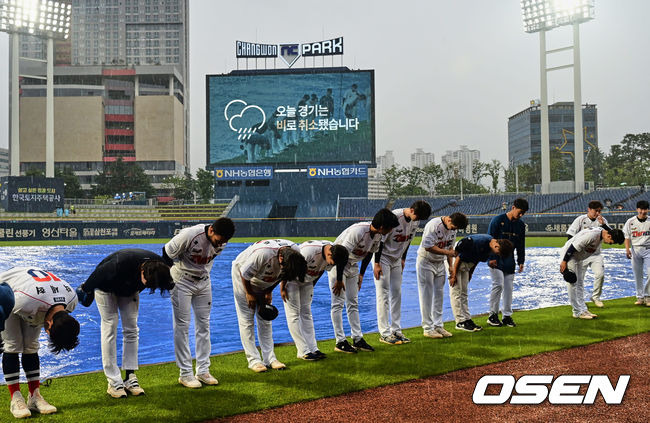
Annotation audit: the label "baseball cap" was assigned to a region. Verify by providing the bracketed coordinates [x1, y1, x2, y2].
[257, 304, 279, 321]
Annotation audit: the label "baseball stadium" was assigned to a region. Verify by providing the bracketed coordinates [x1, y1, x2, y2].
[0, 1, 649, 423]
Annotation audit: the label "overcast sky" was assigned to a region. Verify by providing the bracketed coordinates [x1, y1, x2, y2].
[1, 0, 649, 172]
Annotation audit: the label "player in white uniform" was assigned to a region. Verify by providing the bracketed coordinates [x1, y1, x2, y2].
[329, 208, 399, 354]
[232, 239, 307, 372]
[416, 212, 468, 339]
[566, 201, 609, 307]
[373, 201, 431, 345]
[281, 240, 348, 361]
[0, 267, 79, 418]
[623, 200, 650, 305]
[163, 218, 235, 388]
[560, 227, 624, 319]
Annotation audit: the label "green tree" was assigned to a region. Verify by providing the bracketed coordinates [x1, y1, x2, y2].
[420, 163, 444, 195]
[471, 160, 488, 186]
[92, 158, 155, 197]
[603, 133, 650, 187]
[56, 167, 85, 199]
[382, 165, 403, 199]
[25, 167, 45, 177]
[162, 172, 195, 202]
[485, 159, 502, 193]
[195, 168, 215, 202]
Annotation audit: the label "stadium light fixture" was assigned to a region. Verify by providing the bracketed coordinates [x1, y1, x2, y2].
[520, 0, 594, 194]
[521, 0, 595, 33]
[1, 0, 71, 177]
[0, 0, 72, 39]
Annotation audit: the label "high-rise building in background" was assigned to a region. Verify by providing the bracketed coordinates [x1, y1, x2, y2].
[375, 150, 395, 177]
[0, 148, 9, 178]
[508, 102, 598, 167]
[12, 0, 189, 195]
[441, 145, 480, 181]
[410, 148, 434, 169]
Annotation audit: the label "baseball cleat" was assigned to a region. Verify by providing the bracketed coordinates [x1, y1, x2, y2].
[502, 316, 517, 327]
[269, 360, 286, 370]
[196, 373, 219, 385]
[435, 327, 453, 337]
[455, 321, 475, 332]
[574, 311, 594, 319]
[352, 337, 375, 352]
[634, 298, 644, 305]
[467, 319, 483, 331]
[107, 383, 128, 398]
[592, 299, 604, 308]
[300, 352, 319, 361]
[423, 330, 443, 339]
[178, 375, 202, 388]
[10, 391, 31, 419]
[586, 311, 598, 318]
[487, 313, 503, 327]
[379, 334, 402, 345]
[250, 363, 268, 373]
[124, 373, 145, 395]
[313, 350, 327, 360]
[334, 340, 357, 354]
[646, 298, 650, 307]
[27, 390, 57, 414]
[394, 332, 411, 344]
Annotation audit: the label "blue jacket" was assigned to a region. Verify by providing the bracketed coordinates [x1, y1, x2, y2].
[455, 234, 494, 264]
[488, 213, 525, 274]
[0, 282, 15, 331]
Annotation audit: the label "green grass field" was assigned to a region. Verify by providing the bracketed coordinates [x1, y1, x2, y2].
[1, 297, 647, 422]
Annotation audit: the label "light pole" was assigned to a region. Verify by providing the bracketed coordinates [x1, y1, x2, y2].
[1, 0, 72, 177]
[520, 0, 595, 194]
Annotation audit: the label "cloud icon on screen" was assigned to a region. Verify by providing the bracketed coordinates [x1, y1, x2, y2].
[224, 99, 267, 140]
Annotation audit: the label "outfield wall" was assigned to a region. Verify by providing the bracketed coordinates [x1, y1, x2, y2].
[0, 213, 634, 242]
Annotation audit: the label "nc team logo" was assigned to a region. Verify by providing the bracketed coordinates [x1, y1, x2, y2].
[280, 44, 301, 67]
[472, 374, 630, 405]
[224, 99, 266, 140]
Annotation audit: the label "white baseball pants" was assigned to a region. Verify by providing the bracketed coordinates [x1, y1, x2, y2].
[231, 264, 277, 368]
[580, 253, 605, 301]
[416, 257, 447, 332]
[489, 268, 515, 317]
[373, 257, 403, 338]
[450, 261, 474, 323]
[566, 259, 588, 316]
[328, 266, 363, 343]
[631, 246, 650, 299]
[1, 314, 40, 354]
[282, 280, 317, 357]
[95, 289, 139, 388]
[171, 277, 212, 377]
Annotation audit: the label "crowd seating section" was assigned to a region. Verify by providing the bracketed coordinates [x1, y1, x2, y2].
[337, 199, 389, 219]
[156, 204, 229, 220]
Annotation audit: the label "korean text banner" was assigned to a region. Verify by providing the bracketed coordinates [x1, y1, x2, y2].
[307, 165, 367, 178]
[214, 166, 274, 181]
[206, 69, 375, 167]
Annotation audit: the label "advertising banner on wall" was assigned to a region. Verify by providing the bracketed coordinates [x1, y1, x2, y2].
[0, 176, 64, 212]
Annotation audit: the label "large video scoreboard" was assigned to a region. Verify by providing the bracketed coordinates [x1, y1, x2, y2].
[206, 68, 375, 168]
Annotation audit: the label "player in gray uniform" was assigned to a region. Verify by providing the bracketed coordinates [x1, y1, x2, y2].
[232, 239, 307, 372]
[560, 226, 624, 319]
[0, 267, 80, 418]
[163, 218, 235, 388]
[566, 201, 609, 307]
[330, 209, 399, 354]
[623, 200, 650, 305]
[373, 201, 431, 345]
[416, 212, 468, 339]
[281, 240, 348, 361]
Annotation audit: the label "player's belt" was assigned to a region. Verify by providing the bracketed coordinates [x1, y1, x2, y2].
[184, 272, 208, 282]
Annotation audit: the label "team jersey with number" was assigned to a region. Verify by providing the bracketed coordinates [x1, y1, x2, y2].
[164, 224, 226, 280]
[1, 267, 77, 326]
[335, 222, 382, 265]
[567, 214, 608, 255]
[623, 216, 650, 247]
[299, 240, 334, 284]
[418, 217, 456, 263]
[380, 209, 419, 263]
[561, 227, 603, 262]
[234, 239, 300, 291]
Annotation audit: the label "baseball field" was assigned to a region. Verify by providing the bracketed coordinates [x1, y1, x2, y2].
[0, 237, 647, 422]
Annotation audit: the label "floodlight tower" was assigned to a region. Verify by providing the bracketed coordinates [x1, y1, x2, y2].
[520, 0, 595, 193]
[0, 0, 72, 177]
